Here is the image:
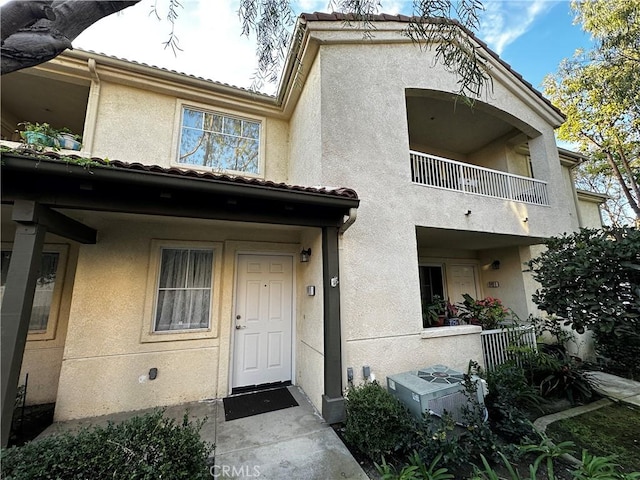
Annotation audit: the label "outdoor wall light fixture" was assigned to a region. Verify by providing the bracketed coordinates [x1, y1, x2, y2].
[300, 248, 312, 263]
[491, 260, 501, 270]
[465, 209, 472, 216]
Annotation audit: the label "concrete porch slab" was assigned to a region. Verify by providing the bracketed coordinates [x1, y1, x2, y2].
[38, 386, 368, 479]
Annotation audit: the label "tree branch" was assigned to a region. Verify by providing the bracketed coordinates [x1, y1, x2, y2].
[1, 1, 55, 43]
[605, 150, 640, 219]
[1, 0, 141, 75]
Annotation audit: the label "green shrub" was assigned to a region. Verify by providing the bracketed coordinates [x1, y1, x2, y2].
[410, 370, 502, 473]
[411, 413, 468, 472]
[593, 329, 640, 380]
[528, 227, 640, 380]
[484, 362, 540, 442]
[344, 381, 415, 460]
[1, 409, 213, 480]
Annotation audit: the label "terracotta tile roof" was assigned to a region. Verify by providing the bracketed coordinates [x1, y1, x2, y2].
[0, 147, 359, 200]
[68, 49, 277, 99]
[300, 12, 564, 119]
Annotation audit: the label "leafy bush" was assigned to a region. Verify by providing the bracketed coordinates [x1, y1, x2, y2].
[484, 362, 540, 442]
[1, 409, 213, 480]
[528, 227, 640, 379]
[344, 381, 415, 461]
[411, 413, 468, 472]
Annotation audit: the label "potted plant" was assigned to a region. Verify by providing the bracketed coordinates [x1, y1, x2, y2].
[457, 293, 509, 330]
[423, 295, 446, 327]
[443, 299, 461, 326]
[57, 127, 82, 151]
[18, 122, 59, 148]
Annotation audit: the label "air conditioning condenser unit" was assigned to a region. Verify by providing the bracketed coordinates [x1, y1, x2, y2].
[386, 364, 487, 424]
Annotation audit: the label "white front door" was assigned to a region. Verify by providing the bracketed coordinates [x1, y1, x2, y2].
[448, 264, 478, 303]
[232, 254, 293, 389]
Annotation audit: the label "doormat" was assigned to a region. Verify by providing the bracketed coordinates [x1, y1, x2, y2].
[223, 387, 298, 421]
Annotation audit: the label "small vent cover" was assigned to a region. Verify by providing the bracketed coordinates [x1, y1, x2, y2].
[417, 364, 465, 385]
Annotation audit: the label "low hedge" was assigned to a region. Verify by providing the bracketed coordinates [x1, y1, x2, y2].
[1, 409, 213, 480]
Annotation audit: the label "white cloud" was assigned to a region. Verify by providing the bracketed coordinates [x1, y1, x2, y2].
[478, 0, 557, 55]
[74, 0, 269, 91]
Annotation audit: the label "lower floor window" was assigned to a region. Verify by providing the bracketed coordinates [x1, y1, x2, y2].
[1, 250, 60, 331]
[419, 265, 445, 328]
[154, 248, 214, 331]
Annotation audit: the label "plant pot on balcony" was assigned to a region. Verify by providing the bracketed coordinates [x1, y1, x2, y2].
[21, 131, 58, 148]
[57, 133, 82, 151]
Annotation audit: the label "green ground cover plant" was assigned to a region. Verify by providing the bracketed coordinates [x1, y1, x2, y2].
[0, 409, 213, 480]
[546, 402, 640, 474]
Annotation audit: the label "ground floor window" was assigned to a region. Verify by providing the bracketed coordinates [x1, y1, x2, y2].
[419, 265, 445, 328]
[154, 247, 214, 332]
[0, 250, 61, 332]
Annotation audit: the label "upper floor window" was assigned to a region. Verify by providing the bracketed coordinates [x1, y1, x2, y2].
[178, 107, 260, 174]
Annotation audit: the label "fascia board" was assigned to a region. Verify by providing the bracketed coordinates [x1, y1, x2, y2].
[576, 190, 609, 203]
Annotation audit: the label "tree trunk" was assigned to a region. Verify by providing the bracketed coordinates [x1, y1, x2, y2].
[1, 0, 141, 75]
[605, 150, 640, 221]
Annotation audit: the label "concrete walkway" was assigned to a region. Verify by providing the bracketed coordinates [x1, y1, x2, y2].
[588, 371, 640, 407]
[39, 386, 368, 480]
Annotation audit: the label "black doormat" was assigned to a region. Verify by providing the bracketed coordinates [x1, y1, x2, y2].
[223, 387, 298, 421]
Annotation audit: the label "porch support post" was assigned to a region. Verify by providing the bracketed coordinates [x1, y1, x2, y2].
[321, 225, 345, 424]
[1, 215, 46, 447]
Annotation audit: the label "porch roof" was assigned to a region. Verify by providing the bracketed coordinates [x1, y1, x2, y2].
[0, 149, 359, 228]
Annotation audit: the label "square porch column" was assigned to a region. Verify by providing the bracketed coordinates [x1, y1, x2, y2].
[321, 226, 345, 423]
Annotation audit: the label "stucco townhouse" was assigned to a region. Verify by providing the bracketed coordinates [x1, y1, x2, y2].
[1, 13, 605, 444]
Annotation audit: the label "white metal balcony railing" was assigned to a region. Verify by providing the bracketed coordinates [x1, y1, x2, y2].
[481, 325, 537, 371]
[410, 151, 550, 206]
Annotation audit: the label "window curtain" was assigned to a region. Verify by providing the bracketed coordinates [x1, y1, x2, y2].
[155, 248, 213, 331]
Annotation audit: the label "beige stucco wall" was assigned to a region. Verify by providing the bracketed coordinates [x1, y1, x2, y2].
[578, 198, 604, 228]
[346, 326, 484, 386]
[54, 212, 315, 420]
[294, 229, 325, 409]
[476, 247, 529, 320]
[284, 35, 576, 385]
[88, 81, 290, 182]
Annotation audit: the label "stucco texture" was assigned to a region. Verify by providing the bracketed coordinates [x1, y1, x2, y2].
[54, 212, 313, 420]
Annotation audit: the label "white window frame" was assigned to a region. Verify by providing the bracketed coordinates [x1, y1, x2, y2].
[141, 239, 222, 343]
[1, 243, 68, 341]
[171, 100, 265, 178]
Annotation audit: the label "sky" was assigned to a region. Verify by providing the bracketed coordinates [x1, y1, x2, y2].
[68, 1, 592, 96]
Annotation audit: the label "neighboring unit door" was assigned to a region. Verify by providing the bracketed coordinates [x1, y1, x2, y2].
[447, 264, 478, 303]
[232, 254, 293, 389]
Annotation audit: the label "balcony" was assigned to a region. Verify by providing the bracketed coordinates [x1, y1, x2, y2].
[410, 151, 549, 207]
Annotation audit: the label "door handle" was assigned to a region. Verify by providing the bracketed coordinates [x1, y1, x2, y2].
[235, 325, 246, 329]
